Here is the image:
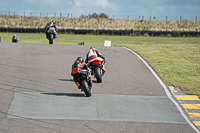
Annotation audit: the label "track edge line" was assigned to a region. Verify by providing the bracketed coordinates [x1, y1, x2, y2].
[123, 47, 200, 133]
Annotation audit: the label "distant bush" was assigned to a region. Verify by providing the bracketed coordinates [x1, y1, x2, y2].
[99, 13, 109, 18]
[80, 13, 108, 18]
[173, 31, 181, 37]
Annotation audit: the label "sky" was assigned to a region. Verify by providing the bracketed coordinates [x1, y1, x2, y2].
[0, 0, 200, 19]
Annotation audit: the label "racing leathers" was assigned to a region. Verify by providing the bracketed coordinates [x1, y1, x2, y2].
[12, 34, 19, 43]
[85, 49, 106, 75]
[45, 21, 58, 38]
[71, 59, 88, 88]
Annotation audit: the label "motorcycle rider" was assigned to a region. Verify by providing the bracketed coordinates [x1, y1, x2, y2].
[45, 20, 58, 38]
[85, 46, 106, 75]
[71, 57, 90, 89]
[12, 34, 19, 43]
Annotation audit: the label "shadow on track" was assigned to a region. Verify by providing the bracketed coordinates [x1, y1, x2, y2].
[41, 93, 85, 97]
[92, 80, 97, 83]
[58, 79, 74, 82]
[59, 78, 98, 84]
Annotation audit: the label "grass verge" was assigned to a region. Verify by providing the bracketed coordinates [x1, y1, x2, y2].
[1, 32, 200, 45]
[118, 44, 200, 97]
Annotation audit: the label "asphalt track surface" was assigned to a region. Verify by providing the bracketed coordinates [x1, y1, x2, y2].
[0, 43, 198, 133]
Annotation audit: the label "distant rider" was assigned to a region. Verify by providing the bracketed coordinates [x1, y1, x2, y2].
[85, 46, 106, 75]
[45, 20, 58, 38]
[71, 57, 89, 89]
[12, 34, 19, 43]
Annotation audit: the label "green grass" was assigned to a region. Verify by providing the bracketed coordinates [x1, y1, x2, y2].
[0, 32, 200, 97]
[118, 44, 200, 97]
[1, 32, 200, 45]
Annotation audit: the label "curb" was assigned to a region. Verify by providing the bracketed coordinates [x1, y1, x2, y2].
[170, 86, 200, 131]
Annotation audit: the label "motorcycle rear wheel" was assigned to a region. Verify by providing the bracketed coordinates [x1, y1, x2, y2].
[94, 67, 102, 83]
[81, 80, 91, 97]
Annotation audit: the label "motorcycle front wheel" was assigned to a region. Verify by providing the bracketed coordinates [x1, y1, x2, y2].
[81, 79, 91, 97]
[49, 34, 53, 44]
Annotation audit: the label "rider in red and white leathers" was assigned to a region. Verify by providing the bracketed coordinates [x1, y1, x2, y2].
[85, 46, 106, 74]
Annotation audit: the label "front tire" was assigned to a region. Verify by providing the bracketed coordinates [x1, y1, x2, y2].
[94, 67, 102, 83]
[49, 34, 53, 44]
[81, 80, 91, 97]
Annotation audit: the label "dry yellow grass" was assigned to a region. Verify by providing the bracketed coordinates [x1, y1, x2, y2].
[0, 15, 199, 31]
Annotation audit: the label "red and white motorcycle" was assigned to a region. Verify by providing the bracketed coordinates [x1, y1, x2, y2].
[88, 55, 105, 83]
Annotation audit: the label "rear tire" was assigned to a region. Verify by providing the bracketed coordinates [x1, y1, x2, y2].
[49, 34, 53, 44]
[81, 80, 91, 97]
[94, 67, 102, 83]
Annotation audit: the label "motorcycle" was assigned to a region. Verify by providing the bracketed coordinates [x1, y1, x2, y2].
[88, 56, 105, 83]
[12, 36, 18, 43]
[46, 27, 57, 44]
[76, 69, 92, 97]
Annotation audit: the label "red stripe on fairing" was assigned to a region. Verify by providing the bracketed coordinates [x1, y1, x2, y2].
[72, 67, 81, 74]
[88, 55, 97, 61]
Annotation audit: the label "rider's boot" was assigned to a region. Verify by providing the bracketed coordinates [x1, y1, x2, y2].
[76, 82, 81, 89]
[90, 68, 93, 75]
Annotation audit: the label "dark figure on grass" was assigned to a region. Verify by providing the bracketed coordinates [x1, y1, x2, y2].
[12, 34, 19, 43]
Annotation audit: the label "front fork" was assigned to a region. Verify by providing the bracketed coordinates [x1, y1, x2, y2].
[87, 73, 92, 89]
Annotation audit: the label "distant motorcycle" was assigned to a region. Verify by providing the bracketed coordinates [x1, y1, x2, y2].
[76, 69, 92, 97]
[88, 56, 105, 83]
[12, 35, 19, 43]
[46, 27, 57, 44]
